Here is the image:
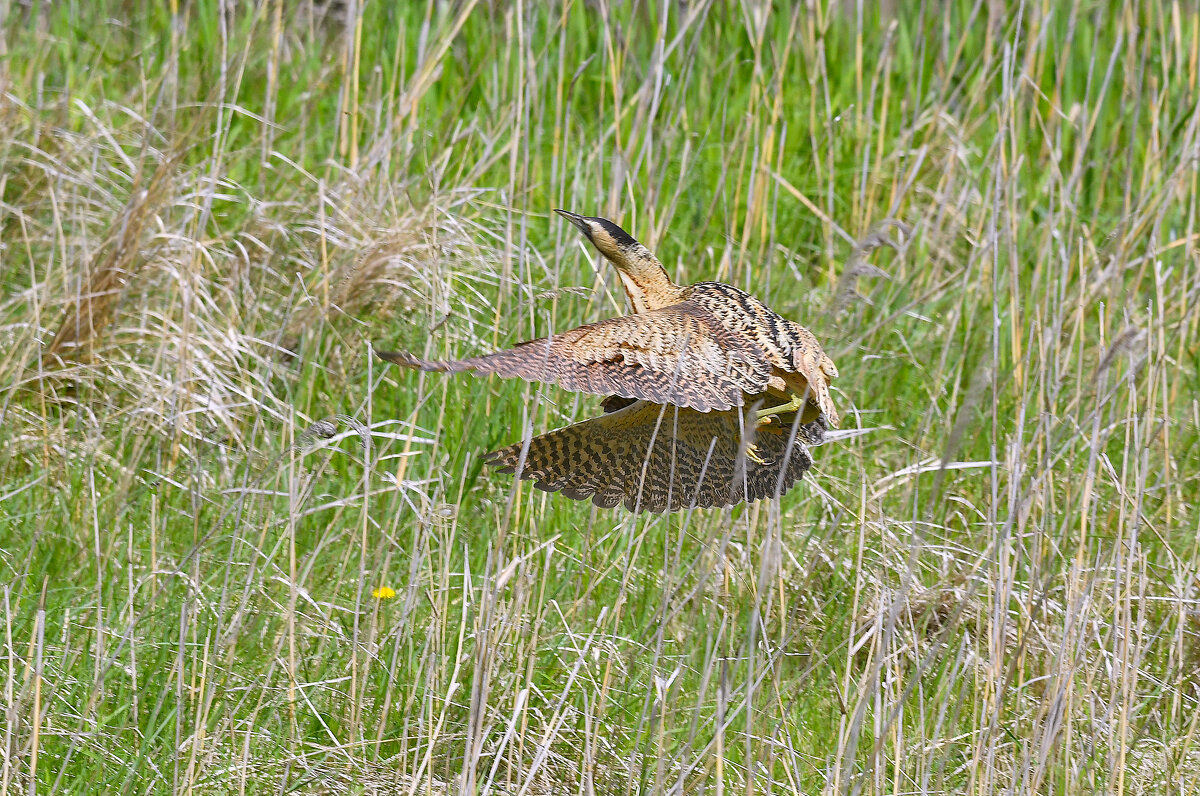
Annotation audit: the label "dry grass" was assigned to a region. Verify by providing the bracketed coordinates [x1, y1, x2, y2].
[1, 1, 1198, 794]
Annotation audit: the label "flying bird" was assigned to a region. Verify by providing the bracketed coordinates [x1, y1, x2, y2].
[377, 210, 839, 512]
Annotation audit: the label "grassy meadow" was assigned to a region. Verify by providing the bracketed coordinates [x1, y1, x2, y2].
[1, 0, 1198, 792]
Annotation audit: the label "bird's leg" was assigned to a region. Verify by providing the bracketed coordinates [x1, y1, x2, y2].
[754, 391, 807, 424]
[745, 413, 786, 466]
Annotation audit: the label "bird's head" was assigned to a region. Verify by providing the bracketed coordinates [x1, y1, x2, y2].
[554, 209, 641, 262]
[554, 208, 681, 312]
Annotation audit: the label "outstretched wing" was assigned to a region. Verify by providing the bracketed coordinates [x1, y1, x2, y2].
[484, 401, 826, 513]
[376, 301, 774, 412]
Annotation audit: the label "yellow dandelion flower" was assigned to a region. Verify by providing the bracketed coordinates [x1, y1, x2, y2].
[372, 586, 396, 600]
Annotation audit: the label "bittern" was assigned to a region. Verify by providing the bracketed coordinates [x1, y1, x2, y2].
[376, 210, 840, 512]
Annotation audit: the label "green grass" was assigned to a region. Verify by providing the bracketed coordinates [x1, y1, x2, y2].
[1, 0, 1198, 793]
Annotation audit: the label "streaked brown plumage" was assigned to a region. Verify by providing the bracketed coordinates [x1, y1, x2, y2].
[378, 283, 839, 424]
[376, 210, 840, 512]
[376, 300, 774, 413]
[485, 400, 826, 513]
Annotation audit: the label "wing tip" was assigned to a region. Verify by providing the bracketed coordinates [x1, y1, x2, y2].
[374, 347, 424, 369]
[375, 346, 470, 374]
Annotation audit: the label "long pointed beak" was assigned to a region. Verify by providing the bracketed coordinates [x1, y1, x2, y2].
[554, 208, 590, 236]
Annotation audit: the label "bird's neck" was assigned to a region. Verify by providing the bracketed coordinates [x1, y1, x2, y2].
[614, 246, 686, 313]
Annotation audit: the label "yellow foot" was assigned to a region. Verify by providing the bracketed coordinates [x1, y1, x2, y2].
[746, 422, 785, 464]
[746, 443, 768, 465]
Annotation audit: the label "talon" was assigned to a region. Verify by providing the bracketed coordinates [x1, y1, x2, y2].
[745, 444, 768, 465]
